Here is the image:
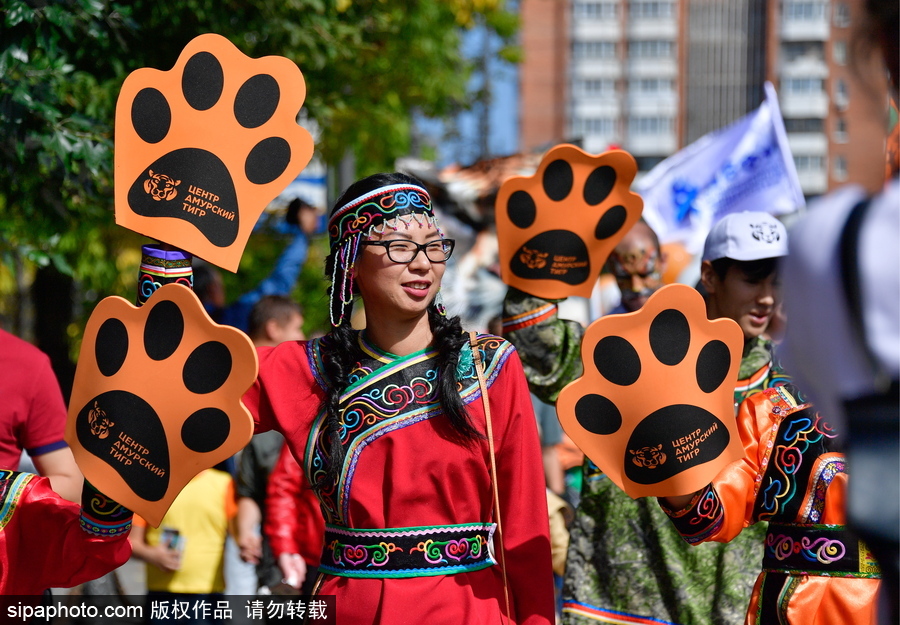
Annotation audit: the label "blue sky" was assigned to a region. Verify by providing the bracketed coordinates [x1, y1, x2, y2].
[415, 24, 520, 168]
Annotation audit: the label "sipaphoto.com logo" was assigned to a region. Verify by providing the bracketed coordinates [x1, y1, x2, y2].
[143, 170, 182, 201]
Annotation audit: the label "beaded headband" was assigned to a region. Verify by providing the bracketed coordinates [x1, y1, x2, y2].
[327, 183, 442, 326]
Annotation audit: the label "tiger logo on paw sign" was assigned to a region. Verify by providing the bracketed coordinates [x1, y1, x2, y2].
[115, 33, 314, 272]
[495, 145, 643, 300]
[556, 284, 746, 499]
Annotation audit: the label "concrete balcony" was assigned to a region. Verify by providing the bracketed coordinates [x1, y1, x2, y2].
[787, 132, 828, 156]
[780, 92, 829, 118]
[624, 132, 678, 156]
[626, 57, 677, 78]
[570, 58, 623, 79]
[626, 19, 678, 40]
[796, 168, 828, 194]
[573, 21, 622, 40]
[584, 133, 623, 154]
[626, 93, 678, 115]
[780, 56, 829, 79]
[571, 98, 621, 118]
[780, 18, 829, 41]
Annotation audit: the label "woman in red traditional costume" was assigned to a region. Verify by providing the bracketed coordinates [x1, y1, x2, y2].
[243, 172, 556, 624]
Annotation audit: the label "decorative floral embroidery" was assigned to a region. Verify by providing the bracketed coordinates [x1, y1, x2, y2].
[320, 523, 497, 578]
[766, 532, 846, 565]
[410, 535, 488, 564]
[305, 333, 511, 526]
[755, 405, 837, 522]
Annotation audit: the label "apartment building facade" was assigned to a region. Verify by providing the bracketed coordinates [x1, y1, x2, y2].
[520, 0, 888, 196]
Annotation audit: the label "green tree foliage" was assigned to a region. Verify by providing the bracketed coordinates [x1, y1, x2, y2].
[1, 0, 518, 340]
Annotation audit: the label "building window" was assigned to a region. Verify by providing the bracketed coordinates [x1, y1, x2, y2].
[833, 41, 848, 64]
[573, 40, 618, 59]
[782, 41, 824, 62]
[629, 1, 675, 19]
[793, 155, 825, 171]
[573, 1, 618, 20]
[783, 77, 824, 95]
[628, 116, 674, 135]
[784, 117, 824, 133]
[574, 78, 616, 97]
[834, 155, 848, 180]
[835, 79, 849, 109]
[834, 3, 851, 27]
[573, 117, 616, 136]
[783, 1, 827, 21]
[834, 117, 848, 142]
[629, 78, 676, 95]
[628, 40, 675, 59]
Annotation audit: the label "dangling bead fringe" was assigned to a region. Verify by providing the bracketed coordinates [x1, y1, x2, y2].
[329, 236, 361, 327]
[435, 289, 447, 316]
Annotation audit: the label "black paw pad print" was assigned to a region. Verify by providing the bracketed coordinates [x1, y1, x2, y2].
[66, 284, 257, 526]
[115, 33, 314, 272]
[557, 284, 746, 498]
[496, 144, 643, 299]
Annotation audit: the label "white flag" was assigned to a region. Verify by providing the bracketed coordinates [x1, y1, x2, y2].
[636, 82, 805, 255]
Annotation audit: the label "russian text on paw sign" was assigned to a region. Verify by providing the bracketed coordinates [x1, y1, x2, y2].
[114, 33, 314, 272]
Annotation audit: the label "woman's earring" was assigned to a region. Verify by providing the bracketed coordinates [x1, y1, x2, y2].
[435, 289, 447, 316]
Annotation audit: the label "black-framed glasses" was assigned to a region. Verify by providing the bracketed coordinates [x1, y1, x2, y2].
[360, 239, 456, 264]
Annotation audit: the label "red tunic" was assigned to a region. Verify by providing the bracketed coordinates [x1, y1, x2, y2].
[244, 332, 556, 625]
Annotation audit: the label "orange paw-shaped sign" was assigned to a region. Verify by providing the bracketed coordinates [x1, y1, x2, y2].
[495, 145, 643, 299]
[66, 284, 258, 526]
[556, 284, 745, 498]
[115, 33, 314, 272]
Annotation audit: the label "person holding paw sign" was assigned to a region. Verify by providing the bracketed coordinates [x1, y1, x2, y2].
[503, 214, 797, 625]
[656, 212, 880, 624]
[244, 172, 556, 625]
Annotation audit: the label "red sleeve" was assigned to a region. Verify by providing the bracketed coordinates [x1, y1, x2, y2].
[264, 443, 304, 559]
[491, 347, 557, 625]
[264, 442, 326, 567]
[243, 342, 324, 449]
[10, 476, 131, 594]
[21, 348, 69, 457]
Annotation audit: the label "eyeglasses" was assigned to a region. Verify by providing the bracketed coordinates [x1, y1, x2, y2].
[360, 239, 456, 264]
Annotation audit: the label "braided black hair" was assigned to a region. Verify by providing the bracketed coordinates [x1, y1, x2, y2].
[315, 173, 480, 493]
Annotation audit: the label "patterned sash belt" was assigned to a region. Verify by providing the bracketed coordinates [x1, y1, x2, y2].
[319, 522, 497, 579]
[763, 523, 881, 577]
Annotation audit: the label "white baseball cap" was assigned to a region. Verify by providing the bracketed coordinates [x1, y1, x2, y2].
[702, 211, 788, 262]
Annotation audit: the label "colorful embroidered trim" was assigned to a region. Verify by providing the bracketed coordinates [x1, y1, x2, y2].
[138, 245, 193, 305]
[561, 601, 680, 624]
[660, 483, 725, 544]
[319, 522, 497, 579]
[501, 303, 557, 333]
[305, 333, 512, 526]
[0, 471, 33, 531]
[80, 480, 134, 537]
[753, 391, 838, 522]
[762, 523, 881, 577]
[328, 183, 436, 247]
[326, 183, 442, 326]
[801, 455, 845, 523]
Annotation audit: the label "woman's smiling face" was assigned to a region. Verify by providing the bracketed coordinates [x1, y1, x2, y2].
[353, 220, 447, 321]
